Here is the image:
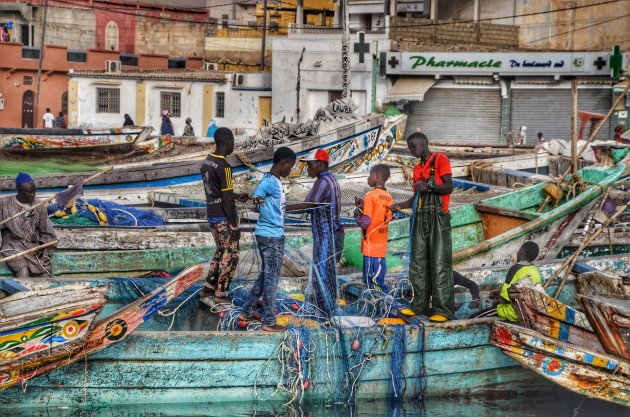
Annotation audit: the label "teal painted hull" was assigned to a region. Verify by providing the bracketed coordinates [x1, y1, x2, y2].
[4, 254, 630, 407]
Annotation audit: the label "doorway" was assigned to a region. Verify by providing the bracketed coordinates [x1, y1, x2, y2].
[258, 97, 271, 128]
[22, 90, 34, 128]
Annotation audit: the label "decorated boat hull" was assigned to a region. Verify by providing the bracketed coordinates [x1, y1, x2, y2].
[2, 255, 630, 406]
[0, 127, 153, 155]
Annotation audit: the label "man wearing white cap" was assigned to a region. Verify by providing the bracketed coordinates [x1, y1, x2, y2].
[288, 149, 343, 316]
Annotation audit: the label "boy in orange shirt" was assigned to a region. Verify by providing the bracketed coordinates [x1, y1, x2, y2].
[354, 164, 393, 293]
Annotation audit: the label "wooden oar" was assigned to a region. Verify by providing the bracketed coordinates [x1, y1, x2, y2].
[0, 167, 113, 227]
[0, 240, 58, 264]
[545, 202, 629, 299]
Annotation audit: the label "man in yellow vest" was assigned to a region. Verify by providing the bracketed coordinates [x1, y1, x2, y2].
[497, 241, 541, 322]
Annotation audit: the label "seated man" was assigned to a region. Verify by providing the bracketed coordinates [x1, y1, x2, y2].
[496, 241, 541, 322]
[0, 173, 57, 278]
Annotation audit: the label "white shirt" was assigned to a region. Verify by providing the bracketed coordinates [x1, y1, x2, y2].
[43, 112, 55, 128]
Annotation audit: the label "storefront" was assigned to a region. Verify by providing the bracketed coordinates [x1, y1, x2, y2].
[383, 51, 617, 144]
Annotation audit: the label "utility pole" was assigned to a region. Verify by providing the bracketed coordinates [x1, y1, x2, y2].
[341, 0, 351, 98]
[34, 0, 48, 127]
[260, 0, 267, 70]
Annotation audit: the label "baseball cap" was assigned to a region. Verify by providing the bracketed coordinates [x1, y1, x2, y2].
[300, 148, 329, 163]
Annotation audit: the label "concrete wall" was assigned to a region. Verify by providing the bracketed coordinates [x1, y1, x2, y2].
[271, 34, 391, 122]
[390, 16, 519, 50]
[135, 19, 212, 56]
[433, 0, 630, 51]
[32, 5, 96, 50]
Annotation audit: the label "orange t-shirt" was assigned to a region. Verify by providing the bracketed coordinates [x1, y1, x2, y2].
[361, 188, 393, 258]
[412, 153, 452, 212]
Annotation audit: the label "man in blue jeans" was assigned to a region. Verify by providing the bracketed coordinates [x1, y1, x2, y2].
[239, 147, 296, 332]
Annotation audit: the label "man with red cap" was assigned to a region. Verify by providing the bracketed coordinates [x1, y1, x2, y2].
[288, 148, 343, 316]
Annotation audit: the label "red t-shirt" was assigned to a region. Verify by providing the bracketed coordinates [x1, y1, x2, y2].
[413, 153, 452, 212]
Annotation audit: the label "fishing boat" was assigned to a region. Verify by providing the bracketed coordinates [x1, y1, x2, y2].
[0, 263, 208, 389]
[578, 294, 630, 361]
[1, 250, 629, 407]
[0, 126, 153, 155]
[492, 322, 630, 407]
[0, 110, 395, 193]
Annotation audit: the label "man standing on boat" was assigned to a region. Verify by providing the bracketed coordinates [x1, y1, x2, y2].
[287, 149, 344, 317]
[199, 128, 249, 306]
[390, 133, 455, 322]
[0, 173, 57, 278]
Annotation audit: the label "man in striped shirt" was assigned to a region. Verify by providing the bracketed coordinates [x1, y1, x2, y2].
[289, 149, 344, 316]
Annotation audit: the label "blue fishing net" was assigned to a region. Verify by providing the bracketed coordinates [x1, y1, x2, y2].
[48, 198, 165, 227]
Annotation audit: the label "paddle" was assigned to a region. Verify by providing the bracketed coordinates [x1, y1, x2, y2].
[0, 167, 114, 227]
[536, 83, 630, 212]
[0, 240, 58, 264]
[544, 201, 629, 299]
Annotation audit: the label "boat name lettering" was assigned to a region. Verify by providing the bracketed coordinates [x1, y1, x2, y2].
[410, 55, 502, 69]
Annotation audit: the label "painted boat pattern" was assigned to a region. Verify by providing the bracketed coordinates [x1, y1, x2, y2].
[0, 127, 153, 153]
[578, 294, 630, 361]
[0, 262, 209, 389]
[492, 322, 630, 407]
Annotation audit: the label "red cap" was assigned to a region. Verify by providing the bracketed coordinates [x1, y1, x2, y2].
[300, 148, 329, 163]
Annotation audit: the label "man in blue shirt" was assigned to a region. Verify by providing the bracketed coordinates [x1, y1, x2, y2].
[239, 147, 296, 332]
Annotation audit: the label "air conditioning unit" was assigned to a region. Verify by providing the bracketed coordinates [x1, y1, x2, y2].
[106, 60, 122, 72]
[232, 73, 244, 86]
[204, 62, 218, 71]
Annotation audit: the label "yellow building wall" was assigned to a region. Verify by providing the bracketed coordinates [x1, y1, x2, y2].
[202, 85, 214, 134]
[135, 83, 147, 126]
[67, 80, 79, 127]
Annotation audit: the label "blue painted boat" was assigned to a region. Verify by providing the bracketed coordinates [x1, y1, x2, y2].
[2, 254, 630, 407]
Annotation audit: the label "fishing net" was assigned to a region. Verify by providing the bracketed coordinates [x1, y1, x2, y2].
[0, 158, 98, 177]
[206, 204, 426, 405]
[48, 198, 165, 227]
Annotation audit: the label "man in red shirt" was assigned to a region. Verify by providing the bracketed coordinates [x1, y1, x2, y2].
[391, 132, 454, 322]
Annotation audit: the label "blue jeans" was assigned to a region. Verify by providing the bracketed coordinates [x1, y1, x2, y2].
[242, 235, 285, 325]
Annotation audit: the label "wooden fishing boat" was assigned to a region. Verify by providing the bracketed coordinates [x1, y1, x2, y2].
[1, 253, 629, 407]
[345, 164, 625, 270]
[0, 113, 393, 193]
[491, 322, 630, 407]
[0, 263, 208, 389]
[0, 284, 108, 372]
[578, 294, 630, 361]
[0, 126, 153, 155]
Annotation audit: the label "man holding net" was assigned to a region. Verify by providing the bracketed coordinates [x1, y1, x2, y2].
[287, 149, 343, 317]
[199, 128, 249, 306]
[390, 133, 455, 322]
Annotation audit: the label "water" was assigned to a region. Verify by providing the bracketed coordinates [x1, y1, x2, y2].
[5, 377, 627, 417]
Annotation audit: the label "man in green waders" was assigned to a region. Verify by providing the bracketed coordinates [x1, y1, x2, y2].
[391, 133, 454, 322]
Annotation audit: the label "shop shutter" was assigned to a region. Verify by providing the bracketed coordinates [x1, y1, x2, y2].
[511, 87, 612, 141]
[405, 87, 502, 144]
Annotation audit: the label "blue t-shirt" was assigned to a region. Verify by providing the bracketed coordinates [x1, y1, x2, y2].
[253, 173, 285, 238]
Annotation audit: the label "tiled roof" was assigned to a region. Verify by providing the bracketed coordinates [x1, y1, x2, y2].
[69, 69, 228, 82]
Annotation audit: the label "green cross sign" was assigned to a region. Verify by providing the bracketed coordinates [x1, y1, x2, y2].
[610, 44, 623, 79]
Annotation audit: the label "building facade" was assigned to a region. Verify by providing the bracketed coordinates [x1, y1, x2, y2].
[0, 42, 204, 128]
[69, 70, 271, 136]
[0, 0, 210, 55]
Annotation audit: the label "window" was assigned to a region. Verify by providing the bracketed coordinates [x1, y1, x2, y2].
[215, 92, 225, 117]
[61, 92, 68, 115]
[23, 76, 33, 85]
[120, 54, 138, 66]
[67, 50, 87, 63]
[20, 24, 30, 46]
[22, 46, 40, 59]
[328, 90, 344, 102]
[168, 57, 186, 69]
[160, 92, 181, 118]
[96, 88, 120, 113]
[105, 21, 119, 51]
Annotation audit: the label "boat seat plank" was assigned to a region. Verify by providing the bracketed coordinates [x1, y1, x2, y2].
[475, 203, 541, 220]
